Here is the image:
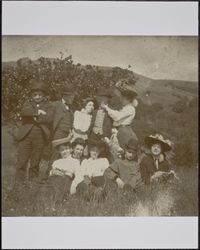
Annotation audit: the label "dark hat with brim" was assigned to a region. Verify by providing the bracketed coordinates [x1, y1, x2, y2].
[124, 138, 139, 152]
[61, 85, 76, 96]
[120, 89, 138, 98]
[115, 79, 138, 98]
[82, 97, 96, 104]
[144, 134, 172, 152]
[71, 138, 86, 148]
[87, 138, 107, 151]
[30, 79, 47, 94]
[96, 87, 113, 98]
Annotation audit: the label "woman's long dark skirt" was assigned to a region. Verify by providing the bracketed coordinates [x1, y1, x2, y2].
[76, 176, 106, 202]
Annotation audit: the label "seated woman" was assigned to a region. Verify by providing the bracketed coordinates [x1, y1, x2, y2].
[75, 138, 109, 201]
[72, 97, 95, 142]
[140, 133, 177, 185]
[104, 138, 143, 192]
[101, 79, 138, 151]
[34, 138, 86, 209]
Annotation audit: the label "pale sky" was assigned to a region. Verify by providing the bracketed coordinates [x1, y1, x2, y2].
[2, 36, 198, 81]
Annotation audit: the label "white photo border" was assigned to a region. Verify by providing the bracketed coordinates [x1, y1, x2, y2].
[2, 1, 199, 249]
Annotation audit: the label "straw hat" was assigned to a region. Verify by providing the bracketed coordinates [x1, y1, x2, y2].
[52, 137, 71, 149]
[144, 134, 172, 152]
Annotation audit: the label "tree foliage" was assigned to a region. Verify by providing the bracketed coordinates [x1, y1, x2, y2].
[2, 56, 136, 122]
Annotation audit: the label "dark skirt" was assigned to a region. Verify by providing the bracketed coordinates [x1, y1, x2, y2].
[76, 176, 106, 202]
[117, 126, 138, 149]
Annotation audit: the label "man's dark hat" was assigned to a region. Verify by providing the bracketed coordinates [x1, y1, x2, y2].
[71, 138, 86, 148]
[125, 138, 138, 151]
[61, 85, 76, 96]
[82, 97, 96, 104]
[87, 138, 107, 150]
[96, 87, 113, 98]
[30, 79, 47, 94]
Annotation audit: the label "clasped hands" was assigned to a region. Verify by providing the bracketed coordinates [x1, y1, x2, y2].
[116, 177, 125, 189]
[33, 109, 47, 121]
[38, 109, 47, 115]
[100, 103, 108, 110]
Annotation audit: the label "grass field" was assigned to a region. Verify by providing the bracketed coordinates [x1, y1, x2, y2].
[2, 125, 198, 217]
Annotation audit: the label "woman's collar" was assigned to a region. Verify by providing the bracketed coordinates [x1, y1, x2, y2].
[71, 154, 81, 160]
[81, 108, 91, 115]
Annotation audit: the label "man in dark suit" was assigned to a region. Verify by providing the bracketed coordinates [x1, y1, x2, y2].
[51, 86, 75, 143]
[89, 87, 113, 160]
[45, 85, 76, 176]
[14, 79, 53, 184]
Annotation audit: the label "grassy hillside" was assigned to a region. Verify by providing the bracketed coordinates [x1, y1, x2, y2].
[2, 126, 198, 216]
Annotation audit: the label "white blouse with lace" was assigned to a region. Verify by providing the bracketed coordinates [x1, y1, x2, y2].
[73, 109, 92, 132]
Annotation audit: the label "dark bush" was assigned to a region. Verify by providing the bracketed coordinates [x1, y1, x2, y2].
[2, 56, 136, 122]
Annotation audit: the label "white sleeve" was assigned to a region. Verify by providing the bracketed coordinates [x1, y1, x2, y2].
[102, 158, 110, 170]
[105, 105, 135, 122]
[73, 111, 79, 128]
[51, 160, 58, 170]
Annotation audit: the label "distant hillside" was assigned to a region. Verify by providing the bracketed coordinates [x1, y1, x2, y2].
[2, 58, 197, 107]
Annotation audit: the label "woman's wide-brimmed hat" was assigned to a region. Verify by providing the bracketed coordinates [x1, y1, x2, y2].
[115, 78, 138, 98]
[52, 137, 71, 149]
[144, 133, 172, 152]
[87, 138, 107, 151]
[124, 138, 139, 152]
[30, 79, 47, 95]
[120, 89, 138, 98]
[96, 87, 113, 98]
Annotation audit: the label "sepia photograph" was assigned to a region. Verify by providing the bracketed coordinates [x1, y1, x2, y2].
[2, 35, 198, 217]
[2, 1, 198, 249]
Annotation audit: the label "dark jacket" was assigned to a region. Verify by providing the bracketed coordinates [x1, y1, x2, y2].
[104, 158, 142, 189]
[140, 154, 171, 185]
[51, 100, 74, 140]
[89, 109, 113, 139]
[15, 100, 53, 142]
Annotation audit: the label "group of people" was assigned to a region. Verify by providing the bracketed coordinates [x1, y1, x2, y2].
[13, 78, 177, 206]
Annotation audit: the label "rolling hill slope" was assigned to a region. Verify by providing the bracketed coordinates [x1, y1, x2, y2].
[2, 58, 198, 107]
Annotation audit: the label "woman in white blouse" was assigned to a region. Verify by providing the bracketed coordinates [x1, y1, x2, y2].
[71, 97, 95, 142]
[75, 138, 109, 199]
[101, 86, 138, 150]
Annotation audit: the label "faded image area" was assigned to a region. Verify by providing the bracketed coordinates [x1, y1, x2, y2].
[2, 36, 198, 216]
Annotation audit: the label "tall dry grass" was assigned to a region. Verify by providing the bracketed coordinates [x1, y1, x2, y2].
[2, 126, 198, 217]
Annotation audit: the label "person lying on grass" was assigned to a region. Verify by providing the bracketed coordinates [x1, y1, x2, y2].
[75, 138, 109, 201]
[104, 138, 143, 191]
[140, 133, 178, 185]
[35, 138, 86, 208]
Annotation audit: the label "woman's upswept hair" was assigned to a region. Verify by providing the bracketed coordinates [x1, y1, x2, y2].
[82, 97, 97, 109]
